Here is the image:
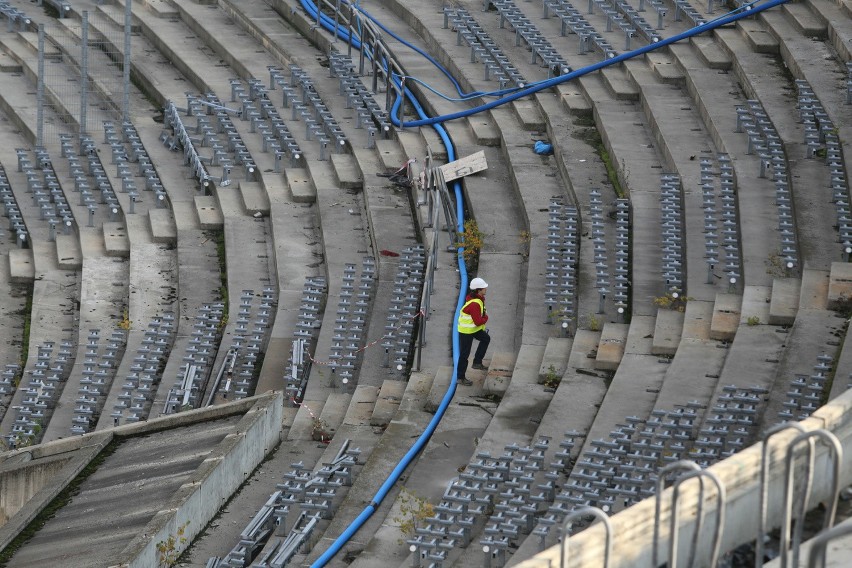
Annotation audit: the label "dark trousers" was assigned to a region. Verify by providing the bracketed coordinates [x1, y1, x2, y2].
[457, 329, 490, 380]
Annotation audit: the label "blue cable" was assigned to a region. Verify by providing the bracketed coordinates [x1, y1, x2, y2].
[399, 0, 791, 127]
[300, 3, 471, 567]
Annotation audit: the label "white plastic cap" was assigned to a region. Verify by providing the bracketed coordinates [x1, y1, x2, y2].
[469, 277, 488, 290]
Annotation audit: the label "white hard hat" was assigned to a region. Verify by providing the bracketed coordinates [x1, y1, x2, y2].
[469, 277, 488, 290]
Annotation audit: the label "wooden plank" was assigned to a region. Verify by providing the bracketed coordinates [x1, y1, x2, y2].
[439, 150, 488, 183]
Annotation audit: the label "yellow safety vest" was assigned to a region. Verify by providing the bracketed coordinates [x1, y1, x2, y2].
[457, 298, 485, 334]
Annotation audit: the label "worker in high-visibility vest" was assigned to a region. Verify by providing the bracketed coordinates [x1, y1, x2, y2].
[456, 277, 491, 386]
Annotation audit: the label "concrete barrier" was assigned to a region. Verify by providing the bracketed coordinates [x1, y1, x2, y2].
[110, 391, 283, 567]
[516, 388, 852, 567]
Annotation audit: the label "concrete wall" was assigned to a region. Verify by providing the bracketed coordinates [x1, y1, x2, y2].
[110, 390, 283, 568]
[0, 393, 282, 559]
[515, 387, 852, 567]
[0, 454, 73, 526]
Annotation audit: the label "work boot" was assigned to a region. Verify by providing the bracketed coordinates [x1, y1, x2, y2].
[459, 378, 473, 386]
[471, 362, 487, 371]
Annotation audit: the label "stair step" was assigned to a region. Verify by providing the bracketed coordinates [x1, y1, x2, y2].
[316, 393, 351, 442]
[690, 35, 732, 70]
[194, 195, 224, 229]
[799, 268, 830, 311]
[600, 66, 640, 101]
[343, 385, 379, 426]
[782, 2, 827, 38]
[740, 285, 772, 326]
[646, 52, 685, 85]
[140, 0, 179, 17]
[710, 292, 742, 341]
[55, 235, 82, 271]
[538, 337, 573, 383]
[738, 20, 780, 54]
[398, 370, 435, 413]
[511, 99, 546, 130]
[237, 181, 270, 217]
[594, 322, 630, 371]
[681, 299, 714, 341]
[288, 399, 326, 441]
[375, 139, 404, 172]
[467, 115, 501, 146]
[828, 262, 852, 311]
[768, 277, 800, 325]
[651, 309, 684, 356]
[103, 221, 130, 258]
[283, 167, 316, 203]
[148, 208, 177, 244]
[483, 351, 516, 396]
[8, 248, 34, 282]
[568, 329, 603, 369]
[330, 152, 363, 189]
[425, 366, 453, 413]
[370, 379, 407, 426]
[419, 127, 447, 161]
[557, 83, 592, 116]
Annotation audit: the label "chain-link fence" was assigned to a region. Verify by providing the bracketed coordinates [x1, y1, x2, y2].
[37, 3, 130, 150]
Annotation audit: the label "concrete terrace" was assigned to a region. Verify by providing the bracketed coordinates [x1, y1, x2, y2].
[0, 0, 848, 566]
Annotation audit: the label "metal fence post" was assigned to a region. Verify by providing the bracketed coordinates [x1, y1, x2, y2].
[123, 0, 132, 123]
[36, 25, 45, 148]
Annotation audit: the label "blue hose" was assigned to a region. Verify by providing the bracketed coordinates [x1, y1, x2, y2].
[300, 3, 470, 567]
[299, 0, 790, 565]
[401, 0, 790, 127]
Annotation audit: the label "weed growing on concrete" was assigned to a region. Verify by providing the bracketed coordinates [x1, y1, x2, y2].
[587, 313, 602, 332]
[746, 315, 761, 326]
[157, 521, 190, 567]
[653, 292, 692, 312]
[543, 364, 561, 389]
[457, 219, 485, 269]
[393, 488, 435, 543]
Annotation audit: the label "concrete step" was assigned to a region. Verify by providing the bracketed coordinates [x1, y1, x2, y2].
[398, 370, 435, 413]
[194, 195, 224, 229]
[374, 139, 405, 172]
[395, 129, 428, 166]
[342, 384, 380, 426]
[738, 19, 780, 53]
[681, 299, 714, 341]
[466, 344, 547, 456]
[828, 261, 852, 310]
[282, 167, 316, 203]
[768, 277, 800, 325]
[467, 113, 501, 147]
[424, 366, 452, 413]
[782, 2, 827, 38]
[483, 351, 516, 397]
[288, 399, 326, 441]
[799, 268, 830, 311]
[568, 329, 603, 369]
[690, 35, 732, 70]
[148, 208, 177, 244]
[740, 285, 773, 326]
[316, 392, 351, 443]
[645, 52, 685, 85]
[370, 379, 407, 427]
[538, 337, 573, 383]
[511, 98, 546, 131]
[330, 152, 363, 190]
[237, 181, 270, 217]
[140, 0, 180, 17]
[710, 292, 742, 341]
[55, 235, 83, 271]
[103, 221, 130, 258]
[652, 308, 684, 356]
[419, 126, 447, 161]
[8, 248, 34, 283]
[600, 66, 640, 101]
[594, 322, 630, 371]
[557, 83, 593, 116]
